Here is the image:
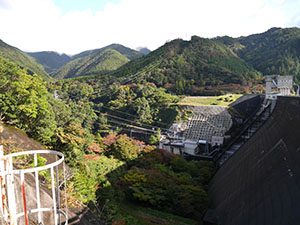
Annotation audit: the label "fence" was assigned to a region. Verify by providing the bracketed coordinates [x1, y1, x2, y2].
[0, 146, 68, 225]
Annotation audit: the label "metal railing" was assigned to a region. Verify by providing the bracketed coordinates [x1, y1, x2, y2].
[0, 146, 68, 225]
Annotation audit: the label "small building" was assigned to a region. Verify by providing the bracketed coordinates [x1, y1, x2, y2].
[265, 75, 293, 99]
[211, 136, 224, 146]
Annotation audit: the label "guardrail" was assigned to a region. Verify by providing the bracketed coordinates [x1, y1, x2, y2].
[0, 146, 68, 225]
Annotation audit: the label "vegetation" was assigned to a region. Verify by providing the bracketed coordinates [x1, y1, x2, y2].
[74, 44, 143, 60]
[76, 27, 300, 96]
[0, 55, 216, 224]
[178, 94, 242, 107]
[99, 83, 179, 127]
[1, 27, 300, 224]
[105, 36, 261, 95]
[55, 49, 129, 79]
[216, 27, 300, 82]
[137, 47, 151, 55]
[0, 57, 56, 143]
[28, 51, 71, 74]
[55, 44, 144, 79]
[120, 154, 213, 218]
[0, 39, 49, 80]
[116, 202, 198, 225]
[92, 134, 215, 224]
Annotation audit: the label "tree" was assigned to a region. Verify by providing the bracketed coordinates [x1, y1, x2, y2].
[0, 57, 56, 143]
[149, 129, 161, 144]
[110, 135, 141, 161]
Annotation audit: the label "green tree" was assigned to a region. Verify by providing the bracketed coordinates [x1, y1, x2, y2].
[110, 135, 141, 161]
[149, 129, 161, 144]
[0, 57, 56, 143]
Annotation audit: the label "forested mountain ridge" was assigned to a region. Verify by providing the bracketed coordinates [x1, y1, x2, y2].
[74, 43, 143, 60]
[0, 39, 50, 80]
[28, 51, 71, 75]
[108, 36, 261, 95]
[216, 27, 300, 82]
[2, 27, 299, 87]
[137, 47, 151, 55]
[54, 44, 144, 79]
[55, 49, 130, 79]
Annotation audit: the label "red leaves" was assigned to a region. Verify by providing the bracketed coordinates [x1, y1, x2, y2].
[87, 142, 103, 153]
[102, 133, 118, 146]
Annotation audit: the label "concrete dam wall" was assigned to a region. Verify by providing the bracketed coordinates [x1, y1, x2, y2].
[209, 96, 300, 225]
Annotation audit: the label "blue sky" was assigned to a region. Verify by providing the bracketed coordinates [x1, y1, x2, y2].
[0, 0, 299, 54]
[53, 0, 120, 13]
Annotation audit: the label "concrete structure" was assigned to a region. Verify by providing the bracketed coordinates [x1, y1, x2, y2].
[183, 106, 232, 142]
[160, 106, 232, 156]
[208, 96, 300, 225]
[211, 136, 224, 146]
[265, 75, 293, 99]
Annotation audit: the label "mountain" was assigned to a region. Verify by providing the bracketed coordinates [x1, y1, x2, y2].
[216, 27, 300, 81]
[55, 44, 144, 79]
[55, 49, 130, 79]
[137, 47, 151, 55]
[74, 44, 143, 60]
[109, 36, 261, 95]
[28, 51, 71, 75]
[0, 39, 49, 80]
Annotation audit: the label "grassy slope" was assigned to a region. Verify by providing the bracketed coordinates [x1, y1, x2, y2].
[178, 94, 242, 107]
[116, 202, 198, 225]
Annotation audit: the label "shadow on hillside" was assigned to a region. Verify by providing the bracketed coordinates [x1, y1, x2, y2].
[69, 95, 264, 225]
[70, 148, 215, 225]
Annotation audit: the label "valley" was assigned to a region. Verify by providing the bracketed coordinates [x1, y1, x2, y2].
[0, 26, 300, 225]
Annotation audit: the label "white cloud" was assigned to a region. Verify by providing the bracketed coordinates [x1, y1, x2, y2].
[0, 0, 299, 54]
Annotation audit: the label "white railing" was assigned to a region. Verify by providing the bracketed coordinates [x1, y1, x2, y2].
[0, 146, 68, 225]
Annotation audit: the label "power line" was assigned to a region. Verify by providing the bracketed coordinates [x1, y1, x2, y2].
[106, 114, 167, 131]
[92, 70, 142, 94]
[105, 123, 154, 135]
[94, 110, 168, 132]
[99, 105, 170, 127]
[92, 63, 159, 95]
[96, 121, 154, 135]
[106, 119, 158, 133]
[93, 119, 156, 135]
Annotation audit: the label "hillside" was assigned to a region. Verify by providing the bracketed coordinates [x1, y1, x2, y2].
[0, 53, 214, 224]
[74, 43, 143, 60]
[28, 51, 71, 75]
[55, 49, 130, 79]
[0, 56, 56, 143]
[216, 27, 300, 81]
[109, 36, 261, 95]
[55, 44, 144, 79]
[137, 47, 151, 55]
[0, 39, 49, 80]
